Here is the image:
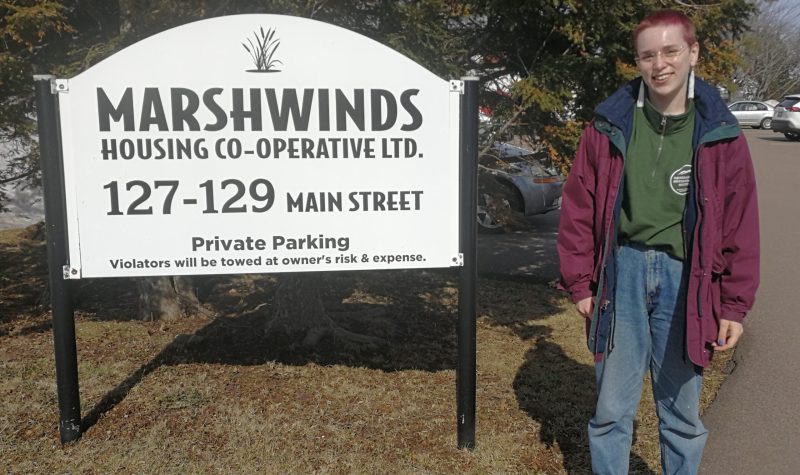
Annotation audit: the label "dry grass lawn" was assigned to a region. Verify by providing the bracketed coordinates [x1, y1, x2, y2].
[0, 225, 732, 474]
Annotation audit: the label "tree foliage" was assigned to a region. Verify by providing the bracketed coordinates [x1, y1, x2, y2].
[2, 0, 759, 187]
[0, 0, 73, 206]
[463, 0, 756, 170]
[0, 0, 759, 322]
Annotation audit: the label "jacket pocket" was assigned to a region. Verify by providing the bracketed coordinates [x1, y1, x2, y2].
[711, 245, 726, 323]
[711, 251, 727, 279]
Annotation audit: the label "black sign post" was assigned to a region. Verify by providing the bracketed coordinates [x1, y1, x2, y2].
[457, 76, 479, 450]
[34, 75, 82, 443]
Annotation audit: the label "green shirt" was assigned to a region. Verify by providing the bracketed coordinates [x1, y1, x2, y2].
[618, 99, 695, 260]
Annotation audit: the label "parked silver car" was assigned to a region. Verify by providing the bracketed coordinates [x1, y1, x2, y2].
[477, 143, 564, 233]
[771, 94, 800, 141]
[728, 101, 774, 129]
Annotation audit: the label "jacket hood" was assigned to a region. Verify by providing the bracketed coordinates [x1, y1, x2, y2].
[594, 76, 739, 141]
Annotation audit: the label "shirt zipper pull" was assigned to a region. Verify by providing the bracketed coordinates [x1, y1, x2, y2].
[652, 115, 668, 179]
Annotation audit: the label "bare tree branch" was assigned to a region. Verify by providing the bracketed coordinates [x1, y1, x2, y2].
[734, 0, 800, 99]
[0, 169, 37, 186]
[672, 0, 723, 8]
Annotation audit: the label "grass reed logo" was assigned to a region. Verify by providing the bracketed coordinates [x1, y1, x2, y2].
[242, 26, 282, 73]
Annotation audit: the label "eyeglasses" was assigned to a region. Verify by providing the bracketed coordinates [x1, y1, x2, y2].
[635, 45, 688, 64]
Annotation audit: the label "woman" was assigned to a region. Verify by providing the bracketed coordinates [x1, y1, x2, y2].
[557, 9, 759, 474]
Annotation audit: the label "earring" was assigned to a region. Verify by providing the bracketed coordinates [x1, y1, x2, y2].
[637, 79, 645, 108]
[688, 69, 695, 100]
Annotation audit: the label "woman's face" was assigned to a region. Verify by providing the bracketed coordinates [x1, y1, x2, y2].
[635, 24, 699, 109]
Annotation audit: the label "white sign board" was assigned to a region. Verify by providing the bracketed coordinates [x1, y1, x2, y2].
[57, 14, 461, 278]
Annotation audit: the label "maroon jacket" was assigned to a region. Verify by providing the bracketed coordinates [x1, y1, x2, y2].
[557, 78, 760, 367]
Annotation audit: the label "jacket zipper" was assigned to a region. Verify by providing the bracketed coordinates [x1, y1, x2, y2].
[652, 115, 668, 179]
[590, 125, 625, 350]
[694, 141, 707, 317]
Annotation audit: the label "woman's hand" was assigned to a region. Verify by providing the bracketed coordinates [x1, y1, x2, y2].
[575, 297, 594, 319]
[711, 319, 744, 351]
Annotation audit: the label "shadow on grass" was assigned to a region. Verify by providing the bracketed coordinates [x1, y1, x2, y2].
[81, 268, 462, 432]
[512, 330, 656, 475]
[0, 224, 48, 337]
[0, 229, 464, 432]
[478, 274, 655, 474]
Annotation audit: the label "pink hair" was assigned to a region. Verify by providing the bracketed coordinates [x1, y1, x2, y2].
[633, 9, 697, 48]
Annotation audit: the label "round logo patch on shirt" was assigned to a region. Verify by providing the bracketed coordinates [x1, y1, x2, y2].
[670, 164, 692, 195]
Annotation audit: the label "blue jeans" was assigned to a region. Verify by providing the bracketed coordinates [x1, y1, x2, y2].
[589, 244, 707, 475]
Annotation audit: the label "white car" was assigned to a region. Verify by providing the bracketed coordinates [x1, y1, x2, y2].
[728, 101, 774, 129]
[771, 94, 800, 141]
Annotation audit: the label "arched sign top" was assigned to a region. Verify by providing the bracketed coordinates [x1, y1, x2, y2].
[56, 13, 461, 279]
[72, 14, 446, 87]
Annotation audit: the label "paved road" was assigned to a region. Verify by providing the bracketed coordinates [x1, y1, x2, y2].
[700, 129, 800, 473]
[477, 210, 560, 281]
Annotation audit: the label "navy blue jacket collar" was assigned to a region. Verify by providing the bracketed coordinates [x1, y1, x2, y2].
[594, 76, 739, 148]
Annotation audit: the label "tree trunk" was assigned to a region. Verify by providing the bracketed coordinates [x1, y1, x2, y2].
[264, 274, 334, 346]
[265, 273, 384, 349]
[137, 276, 201, 321]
